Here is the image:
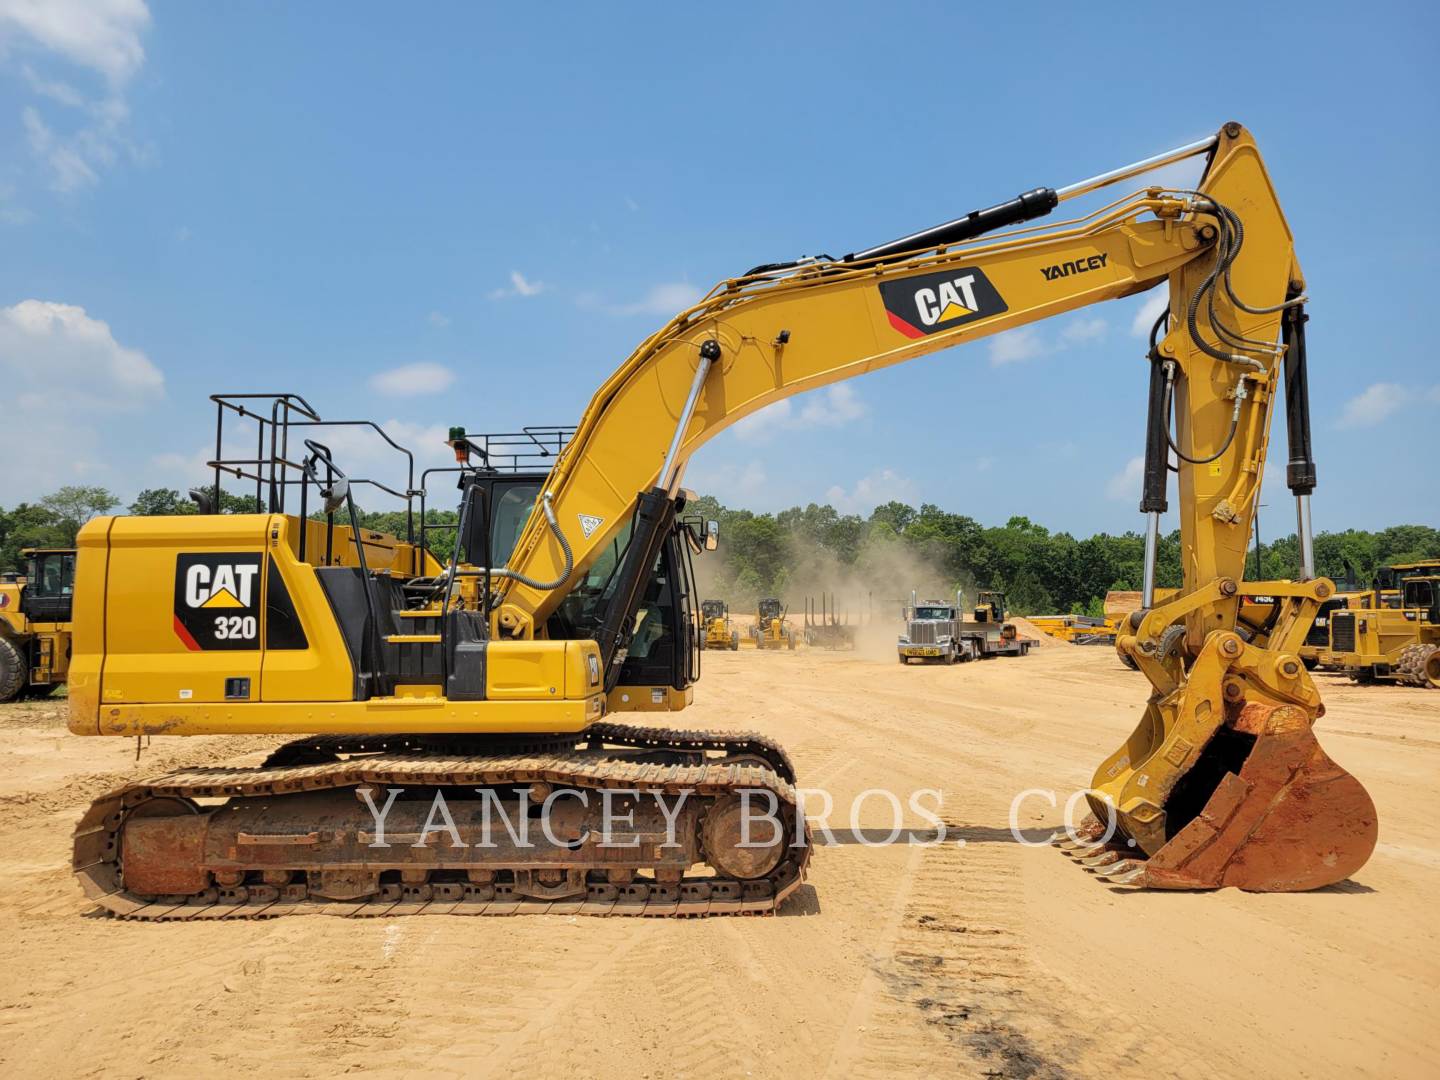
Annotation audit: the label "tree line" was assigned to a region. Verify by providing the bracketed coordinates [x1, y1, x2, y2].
[0, 485, 459, 571]
[4, 484, 1435, 618]
[687, 494, 1440, 616]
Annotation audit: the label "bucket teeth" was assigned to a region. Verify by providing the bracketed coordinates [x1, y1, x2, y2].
[1080, 850, 1121, 869]
[1092, 859, 1141, 878]
[1109, 865, 1149, 886]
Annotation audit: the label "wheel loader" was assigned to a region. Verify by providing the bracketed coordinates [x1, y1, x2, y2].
[750, 597, 796, 650]
[698, 599, 739, 650]
[0, 548, 76, 702]
[67, 123, 1378, 920]
[1318, 561, 1440, 688]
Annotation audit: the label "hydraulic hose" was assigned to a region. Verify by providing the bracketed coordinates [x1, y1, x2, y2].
[435, 491, 575, 595]
[1150, 299, 1244, 467]
[497, 492, 575, 590]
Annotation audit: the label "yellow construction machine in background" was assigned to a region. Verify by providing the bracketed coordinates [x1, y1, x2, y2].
[0, 548, 75, 701]
[699, 599, 739, 650]
[750, 597, 796, 650]
[1027, 614, 1119, 645]
[1318, 560, 1439, 687]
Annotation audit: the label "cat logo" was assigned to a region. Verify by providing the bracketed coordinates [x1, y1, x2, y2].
[183, 562, 259, 609]
[173, 553, 263, 651]
[879, 266, 1008, 339]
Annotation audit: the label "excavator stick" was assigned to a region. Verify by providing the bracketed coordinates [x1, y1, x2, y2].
[1064, 631, 1377, 891]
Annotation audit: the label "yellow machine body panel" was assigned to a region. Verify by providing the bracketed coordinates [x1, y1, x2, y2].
[68, 513, 604, 736]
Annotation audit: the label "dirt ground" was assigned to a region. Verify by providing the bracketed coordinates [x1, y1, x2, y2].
[1, 647, 1435, 1079]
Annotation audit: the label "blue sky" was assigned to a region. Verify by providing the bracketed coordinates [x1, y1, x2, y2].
[1, 1, 1435, 536]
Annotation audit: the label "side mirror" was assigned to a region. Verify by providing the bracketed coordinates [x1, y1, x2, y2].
[705, 519, 719, 551]
[322, 477, 350, 516]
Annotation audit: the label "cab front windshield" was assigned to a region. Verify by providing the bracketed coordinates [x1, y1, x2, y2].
[915, 607, 954, 620]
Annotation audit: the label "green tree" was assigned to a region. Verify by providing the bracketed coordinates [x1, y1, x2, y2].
[129, 488, 196, 516]
[38, 486, 119, 544]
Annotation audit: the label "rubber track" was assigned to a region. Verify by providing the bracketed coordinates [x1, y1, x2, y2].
[74, 728, 810, 921]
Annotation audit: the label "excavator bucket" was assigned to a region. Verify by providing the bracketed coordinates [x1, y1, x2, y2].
[1068, 694, 1378, 892]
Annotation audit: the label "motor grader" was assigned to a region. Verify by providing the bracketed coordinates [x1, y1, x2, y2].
[0, 548, 76, 701]
[67, 123, 1378, 920]
[698, 599, 739, 651]
[750, 597, 796, 650]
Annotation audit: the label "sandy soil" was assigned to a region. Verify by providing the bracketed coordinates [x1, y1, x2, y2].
[0, 651, 1435, 1079]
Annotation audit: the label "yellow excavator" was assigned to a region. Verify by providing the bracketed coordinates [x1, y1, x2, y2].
[69, 122, 1377, 919]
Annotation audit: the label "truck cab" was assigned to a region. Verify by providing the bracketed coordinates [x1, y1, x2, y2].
[898, 601, 973, 665]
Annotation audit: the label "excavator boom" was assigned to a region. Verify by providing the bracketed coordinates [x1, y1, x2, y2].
[68, 123, 1376, 918]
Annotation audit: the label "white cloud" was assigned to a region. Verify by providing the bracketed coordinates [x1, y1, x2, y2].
[368, 361, 456, 398]
[0, 298, 162, 407]
[0, 0, 151, 85]
[733, 384, 867, 443]
[609, 281, 702, 317]
[988, 327, 1046, 367]
[1426, 384, 1440, 405]
[24, 106, 97, 190]
[489, 270, 545, 300]
[987, 312, 1112, 369]
[150, 446, 213, 486]
[2, 1, 152, 191]
[427, 310, 450, 328]
[0, 183, 32, 225]
[21, 63, 85, 106]
[731, 398, 792, 439]
[1131, 291, 1169, 338]
[1062, 316, 1108, 344]
[0, 297, 162, 502]
[825, 469, 916, 515]
[1336, 383, 1407, 430]
[683, 458, 770, 504]
[797, 383, 865, 427]
[1105, 456, 1145, 502]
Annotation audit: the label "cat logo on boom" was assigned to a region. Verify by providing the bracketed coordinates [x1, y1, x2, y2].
[879, 267, 1008, 339]
[173, 553, 263, 651]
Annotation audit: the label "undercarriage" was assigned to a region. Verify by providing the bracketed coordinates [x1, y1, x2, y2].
[74, 723, 810, 919]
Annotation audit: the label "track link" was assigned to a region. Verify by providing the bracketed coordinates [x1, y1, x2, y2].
[74, 726, 810, 920]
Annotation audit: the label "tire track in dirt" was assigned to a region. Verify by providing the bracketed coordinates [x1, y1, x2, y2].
[849, 838, 1073, 1079]
[0, 733, 276, 826]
